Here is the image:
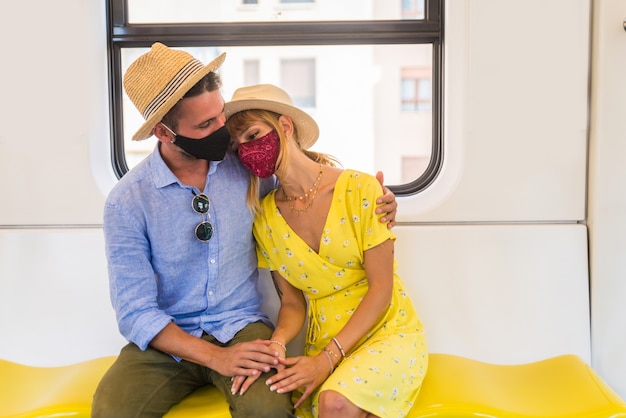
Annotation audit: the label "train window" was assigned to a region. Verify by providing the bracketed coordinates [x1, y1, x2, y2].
[124, 0, 428, 23]
[107, 0, 443, 193]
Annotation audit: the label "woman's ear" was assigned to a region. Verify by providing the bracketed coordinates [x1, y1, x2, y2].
[278, 115, 295, 138]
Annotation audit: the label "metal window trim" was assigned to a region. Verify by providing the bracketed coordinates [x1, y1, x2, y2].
[107, 0, 444, 195]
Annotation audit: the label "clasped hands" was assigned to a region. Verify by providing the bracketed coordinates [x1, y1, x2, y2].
[226, 339, 329, 408]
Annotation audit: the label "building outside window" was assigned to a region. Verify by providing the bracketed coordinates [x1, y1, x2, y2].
[401, 67, 432, 111]
[281, 59, 316, 108]
[244, 60, 260, 86]
[402, 0, 425, 19]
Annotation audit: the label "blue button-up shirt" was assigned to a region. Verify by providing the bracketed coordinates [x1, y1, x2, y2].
[103, 145, 275, 351]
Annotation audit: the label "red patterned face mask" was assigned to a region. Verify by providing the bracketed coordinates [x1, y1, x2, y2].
[237, 130, 280, 178]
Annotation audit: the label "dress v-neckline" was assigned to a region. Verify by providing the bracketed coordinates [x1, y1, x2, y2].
[270, 170, 347, 255]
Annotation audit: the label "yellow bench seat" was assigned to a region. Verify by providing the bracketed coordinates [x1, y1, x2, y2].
[2, 354, 626, 418]
[411, 354, 626, 418]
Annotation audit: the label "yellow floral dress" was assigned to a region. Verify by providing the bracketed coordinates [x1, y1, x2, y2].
[254, 170, 428, 418]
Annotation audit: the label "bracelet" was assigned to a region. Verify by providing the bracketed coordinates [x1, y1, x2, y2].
[332, 337, 346, 358]
[324, 346, 340, 360]
[322, 348, 334, 374]
[269, 340, 287, 352]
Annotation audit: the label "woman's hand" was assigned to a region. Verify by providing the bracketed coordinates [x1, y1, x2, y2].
[231, 374, 260, 396]
[265, 354, 333, 408]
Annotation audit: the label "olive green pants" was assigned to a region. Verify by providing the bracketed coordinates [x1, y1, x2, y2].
[92, 322, 294, 418]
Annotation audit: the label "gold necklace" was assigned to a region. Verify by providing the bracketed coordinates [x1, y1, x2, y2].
[281, 164, 324, 215]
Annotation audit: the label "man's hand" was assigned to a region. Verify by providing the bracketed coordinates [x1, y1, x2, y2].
[150, 324, 283, 388]
[230, 340, 287, 395]
[376, 171, 397, 229]
[211, 339, 282, 378]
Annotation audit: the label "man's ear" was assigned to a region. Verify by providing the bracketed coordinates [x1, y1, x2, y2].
[278, 115, 295, 138]
[153, 123, 174, 143]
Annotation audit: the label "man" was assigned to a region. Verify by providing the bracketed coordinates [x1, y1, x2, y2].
[92, 43, 397, 417]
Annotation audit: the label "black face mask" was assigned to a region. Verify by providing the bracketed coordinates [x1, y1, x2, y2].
[169, 125, 231, 161]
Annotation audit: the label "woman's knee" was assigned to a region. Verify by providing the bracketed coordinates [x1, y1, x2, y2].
[318, 390, 362, 416]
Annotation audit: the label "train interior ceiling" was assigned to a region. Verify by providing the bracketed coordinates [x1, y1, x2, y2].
[1, 0, 626, 404]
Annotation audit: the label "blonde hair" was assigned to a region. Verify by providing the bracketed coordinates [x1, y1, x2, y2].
[226, 109, 340, 215]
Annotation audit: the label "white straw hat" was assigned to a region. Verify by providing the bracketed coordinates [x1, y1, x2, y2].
[123, 43, 226, 141]
[225, 84, 319, 149]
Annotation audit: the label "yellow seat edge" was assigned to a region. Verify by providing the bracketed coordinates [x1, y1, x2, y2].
[407, 404, 626, 418]
[408, 354, 626, 418]
[0, 404, 92, 418]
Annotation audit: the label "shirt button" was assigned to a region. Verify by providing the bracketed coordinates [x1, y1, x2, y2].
[210, 259, 216, 264]
[208, 291, 214, 296]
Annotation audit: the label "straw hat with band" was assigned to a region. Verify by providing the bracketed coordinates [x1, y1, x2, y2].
[225, 84, 319, 150]
[123, 42, 226, 141]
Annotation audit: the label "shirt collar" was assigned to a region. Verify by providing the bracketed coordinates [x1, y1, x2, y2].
[150, 142, 225, 189]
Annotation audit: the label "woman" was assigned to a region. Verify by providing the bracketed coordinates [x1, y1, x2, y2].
[225, 84, 427, 418]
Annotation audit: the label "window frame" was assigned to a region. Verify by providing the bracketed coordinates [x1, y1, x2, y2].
[106, 0, 444, 195]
